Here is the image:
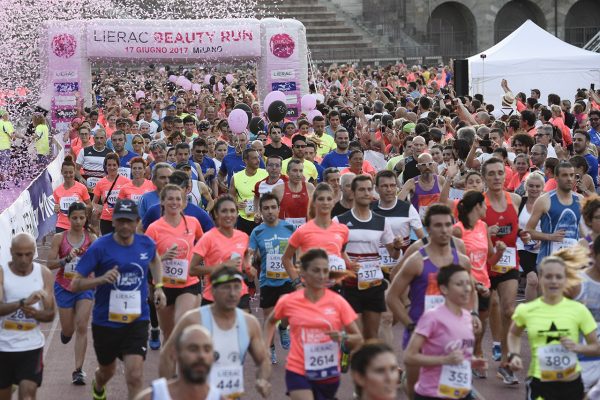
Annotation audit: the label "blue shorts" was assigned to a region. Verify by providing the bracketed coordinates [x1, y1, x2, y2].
[285, 370, 340, 400]
[54, 282, 93, 309]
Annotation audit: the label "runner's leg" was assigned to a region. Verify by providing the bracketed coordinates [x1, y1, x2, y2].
[74, 299, 93, 370]
[123, 354, 145, 399]
[18, 379, 38, 399]
[58, 306, 75, 339]
[361, 311, 381, 341]
[497, 279, 518, 365]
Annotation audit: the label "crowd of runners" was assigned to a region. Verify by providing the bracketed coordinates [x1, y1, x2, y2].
[2, 62, 600, 400]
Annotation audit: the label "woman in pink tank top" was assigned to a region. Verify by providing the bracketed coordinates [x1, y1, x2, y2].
[47, 201, 96, 385]
[452, 191, 507, 376]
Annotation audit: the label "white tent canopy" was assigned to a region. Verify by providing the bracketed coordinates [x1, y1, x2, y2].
[468, 20, 600, 108]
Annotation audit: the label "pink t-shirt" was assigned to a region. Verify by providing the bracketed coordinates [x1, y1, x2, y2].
[118, 179, 156, 204]
[192, 228, 249, 301]
[146, 216, 203, 288]
[93, 175, 131, 221]
[274, 289, 357, 377]
[414, 303, 474, 398]
[288, 220, 349, 257]
[53, 182, 91, 230]
[454, 220, 491, 288]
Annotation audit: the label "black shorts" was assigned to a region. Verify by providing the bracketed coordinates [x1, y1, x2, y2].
[100, 219, 114, 235]
[92, 320, 149, 366]
[478, 292, 490, 312]
[0, 348, 43, 388]
[163, 282, 201, 307]
[518, 250, 538, 275]
[526, 376, 583, 400]
[342, 281, 388, 313]
[202, 294, 251, 310]
[490, 269, 520, 290]
[260, 282, 294, 309]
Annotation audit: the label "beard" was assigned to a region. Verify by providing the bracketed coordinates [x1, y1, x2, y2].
[180, 361, 211, 384]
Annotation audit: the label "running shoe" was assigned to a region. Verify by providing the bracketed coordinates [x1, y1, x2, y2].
[149, 328, 161, 350]
[72, 368, 86, 385]
[92, 380, 106, 400]
[279, 325, 291, 350]
[497, 366, 519, 385]
[270, 345, 277, 364]
[60, 332, 72, 344]
[472, 368, 487, 379]
[492, 344, 501, 362]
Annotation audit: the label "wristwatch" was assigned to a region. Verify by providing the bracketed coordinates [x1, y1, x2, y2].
[19, 298, 25, 308]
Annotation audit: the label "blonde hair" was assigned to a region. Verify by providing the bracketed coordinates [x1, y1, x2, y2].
[540, 245, 589, 293]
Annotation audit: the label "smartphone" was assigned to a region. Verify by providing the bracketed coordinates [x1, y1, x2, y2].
[592, 83, 596, 91]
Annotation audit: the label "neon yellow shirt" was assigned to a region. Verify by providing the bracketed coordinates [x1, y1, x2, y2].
[512, 297, 596, 380]
[308, 133, 336, 158]
[34, 125, 50, 156]
[0, 120, 14, 151]
[233, 168, 268, 221]
[282, 158, 318, 182]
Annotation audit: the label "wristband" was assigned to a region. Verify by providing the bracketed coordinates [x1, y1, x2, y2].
[19, 298, 25, 308]
[406, 322, 416, 332]
[508, 352, 520, 362]
[154, 282, 164, 289]
[471, 311, 479, 317]
[291, 277, 302, 289]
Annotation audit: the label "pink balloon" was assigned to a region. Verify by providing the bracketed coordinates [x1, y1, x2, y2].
[226, 73, 234, 84]
[228, 109, 249, 134]
[217, 82, 224, 91]
[307, 109, 323, 124]
[168, 75, 177, 83]
[263, 91, 286, 111]
[135, 90, 145, 100]
[181, 80, 192, 91]
[176, 76, 187, 86]
[301, 94, 317, 112]
[204, 74, 212, 85]
[192, 83, 201, 93]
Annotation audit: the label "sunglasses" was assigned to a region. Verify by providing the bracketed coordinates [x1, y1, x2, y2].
[417, 162, 435, 167]
[294, 144, 307, 148]
[132, 141, 144, 145]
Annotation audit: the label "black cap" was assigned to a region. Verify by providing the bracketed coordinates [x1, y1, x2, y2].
[112, 199, 139, 221]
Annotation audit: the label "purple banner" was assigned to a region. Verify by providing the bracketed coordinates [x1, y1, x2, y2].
[27, 170, 57, 239]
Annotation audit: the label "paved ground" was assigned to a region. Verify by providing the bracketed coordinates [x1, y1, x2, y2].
[34, 238, 531, 400]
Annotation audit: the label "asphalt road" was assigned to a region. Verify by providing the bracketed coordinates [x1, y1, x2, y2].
[34, 238, 531, 400]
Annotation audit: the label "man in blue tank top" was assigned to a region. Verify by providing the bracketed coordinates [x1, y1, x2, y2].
[72, 199, 167, 400]
[526, 161, 584, 263]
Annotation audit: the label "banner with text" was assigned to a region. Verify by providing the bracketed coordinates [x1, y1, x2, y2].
[86, 19, 262, 60]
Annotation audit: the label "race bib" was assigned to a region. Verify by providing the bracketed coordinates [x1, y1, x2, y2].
[210, 364, 244, 398]
[105, 190, 120, 209]
[63, 256, 80, 279]
[2, 308, 38, 331]
[551, 238, 578, 255]
[285, 217, 306, 230]
[357, 260, 383, 290]
[266, 253, 288, 279]
[328, 255, 346, 272]
[304, 341, 340, 380]
[244, 199, 255, 215]
[491, 247, 516, 274]
[117, 167, 131, 178]
[108, 290, 141, 323]
[538, 344, 578, 382]
[437, 360, 472, 399]
[424, 294, 445, 312]
[59, 195, 78, 214]
[130, 193, 143, 204]
[162, 259, 189, 285]
[86, 176, 100, 190]
[378, 246, 397, 274]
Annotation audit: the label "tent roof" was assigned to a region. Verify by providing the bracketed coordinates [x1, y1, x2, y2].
[469, 20, 600, 62]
